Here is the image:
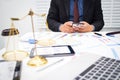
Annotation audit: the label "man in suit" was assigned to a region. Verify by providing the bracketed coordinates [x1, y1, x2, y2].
[47, 0, 104, 33]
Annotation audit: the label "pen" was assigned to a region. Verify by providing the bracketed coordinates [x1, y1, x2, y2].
[58, 34, 68, 38]
[0, 60, 6, 62]
[94, 32, 102, 36]
[106, 31, 120, 36]
[37, 58, 64, 72]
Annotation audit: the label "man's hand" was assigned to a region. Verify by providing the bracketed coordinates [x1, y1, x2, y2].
[73, 21, 94, 32]
[59, 21, 75, 33]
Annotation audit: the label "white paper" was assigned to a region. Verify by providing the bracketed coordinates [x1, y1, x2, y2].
[0, 61, 16, 80]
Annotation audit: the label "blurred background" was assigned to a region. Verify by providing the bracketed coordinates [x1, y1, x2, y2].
[0, 0, 120, 49]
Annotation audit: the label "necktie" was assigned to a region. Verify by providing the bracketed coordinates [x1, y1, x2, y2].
[74, 0, 79, 23]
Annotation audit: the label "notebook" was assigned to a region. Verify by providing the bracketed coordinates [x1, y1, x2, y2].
[0, 61, 16, 80]
[38, 53, 120, 80]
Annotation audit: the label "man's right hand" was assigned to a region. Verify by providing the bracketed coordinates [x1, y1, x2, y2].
[59, 21, 75, 33]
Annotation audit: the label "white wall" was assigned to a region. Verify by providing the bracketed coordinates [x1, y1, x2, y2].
[0, 0, 35, 49]
[0, 0, 51, 49]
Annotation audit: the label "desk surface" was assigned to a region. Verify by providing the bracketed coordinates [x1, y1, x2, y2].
[19, 32, 120, 59]
[0, 31, 120, 80]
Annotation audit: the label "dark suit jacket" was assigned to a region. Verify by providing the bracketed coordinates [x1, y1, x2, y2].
[47, 0, 104, 32]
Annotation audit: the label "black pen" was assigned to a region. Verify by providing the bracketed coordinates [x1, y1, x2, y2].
[94, 32, 102, 36]
[106, 31, 120, 36]
[0, 60, 6, 62]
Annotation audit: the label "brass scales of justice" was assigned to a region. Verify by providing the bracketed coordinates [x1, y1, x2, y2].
[1, 9, 48, 67]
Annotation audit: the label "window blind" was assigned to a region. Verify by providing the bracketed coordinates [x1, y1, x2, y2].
[34, 0, 51, 29]
[102, 0, 120, 28]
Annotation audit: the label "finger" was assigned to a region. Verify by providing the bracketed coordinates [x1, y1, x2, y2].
[65, 22, 73, 26]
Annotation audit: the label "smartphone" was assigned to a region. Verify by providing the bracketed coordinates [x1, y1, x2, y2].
[72, 22, 83, 27]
